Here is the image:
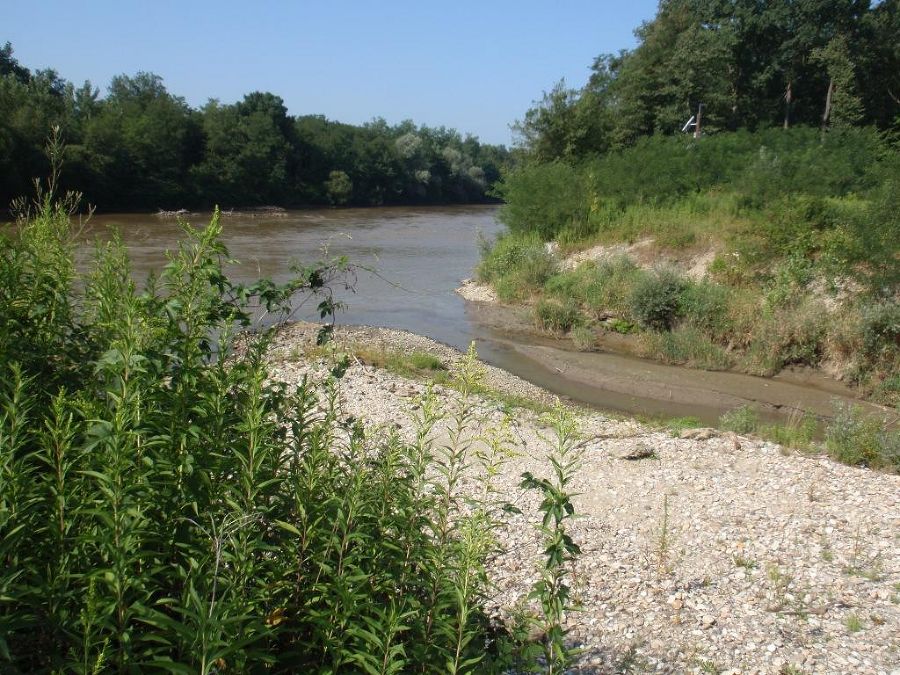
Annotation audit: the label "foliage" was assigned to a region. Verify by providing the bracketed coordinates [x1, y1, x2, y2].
[719, 406, 760, 435]
[534, 298, 582, 333]
[519, 403, 584, 672]
[629, 268, 686, 331]
[481, 124, 898, 400]
[512, 0, 899, 160]
[545, 256, 640, 321]
[569, 325, 596, 351]
[640, 325, 732, 370]
[825, 405, 900, 471]
[0, 44, 509, 209]
[493, 161, 587, 240]
[476, 232, 556, 301]
[0, 186, 541, 670]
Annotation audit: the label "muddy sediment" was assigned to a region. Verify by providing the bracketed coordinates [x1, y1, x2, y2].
[461, 299, 894, 427]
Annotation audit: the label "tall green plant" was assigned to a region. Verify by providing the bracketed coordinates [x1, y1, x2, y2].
[520, 402, 584, 673]
[1, 187, 540, 670]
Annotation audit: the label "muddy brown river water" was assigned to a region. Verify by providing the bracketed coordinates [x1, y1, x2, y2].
[78, 205, 888, 426]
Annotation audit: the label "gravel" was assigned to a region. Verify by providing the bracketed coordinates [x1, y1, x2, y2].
[266, 321, 900, 674]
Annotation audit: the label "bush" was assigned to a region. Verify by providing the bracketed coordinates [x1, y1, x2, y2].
[643, 326, 732, 370]
[741, 302, 827, 374]
[843, 177, 900, 291]
[760, 412, 818, 451]
[0, 200, 525, 671]
[859, 301, 900, 364]
[570, 325, 596, 350]
[407, 351, 446, 371]
[477, 232, 556, 301]
[679, 281, 732, 339]
[825, 405, 900, 471]
[628, 268, 686, 331]
[544, 255, 640, 320]
[720, 405, 760, 434]
[535, 297, 582, 333]
[495, 161, 588, 240]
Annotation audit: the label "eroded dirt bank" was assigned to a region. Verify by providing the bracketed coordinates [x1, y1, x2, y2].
[460, 297, 893, 427]
[265, 322, 900, 674]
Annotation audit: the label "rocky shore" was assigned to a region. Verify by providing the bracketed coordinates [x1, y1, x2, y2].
[266, 322, 900, 674]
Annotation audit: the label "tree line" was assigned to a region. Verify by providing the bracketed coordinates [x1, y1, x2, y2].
[0, 43, 509, 210]
[515, 0, 899, 161]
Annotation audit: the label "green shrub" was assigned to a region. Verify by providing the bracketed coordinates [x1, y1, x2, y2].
[643, 325, 732, 370]
[572, 257, 641, 319]
[720, 405, 760, 434]
[842, 177, 900, 291]
[825, 405, 900, 471]
[570, 325, 596, 350]
[859, 301, 900, 363]
[495, 161, 588, 240]
[407, 351, 446, 371]
[760, 412, 818, 451]
[665, 416, 703, 434]
[628, 268, 686, 331]
[607, 317, 638, 334]
[679, 281, 732, 339]
[535, 297, 582, 333]
[545, 255, 640, 321]
[741, 302, 827, 373]
[477, 232, 556, 301]
[0, 199, 527, 671]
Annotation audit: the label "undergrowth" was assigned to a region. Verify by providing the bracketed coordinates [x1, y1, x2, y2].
[479, 127, 899, 405]
[0, 163, 582, 671]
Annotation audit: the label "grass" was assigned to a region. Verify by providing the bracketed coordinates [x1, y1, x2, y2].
[826, 404, 900, 471]
[354, 344, 449, 377]
[845, 613, 864, 633]
[716, 403, 898, 470]
[664, 416, 704, 434]
[733, 555, 758, 572]
[534, 297, 582, 333]
[640, 326, 732, 370]
[301, 340, 556, 416]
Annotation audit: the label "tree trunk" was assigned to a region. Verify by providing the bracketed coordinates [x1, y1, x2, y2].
[783, 80, 792, 129]
[693, 103, 704, 139]
[821, 78, 834, 130]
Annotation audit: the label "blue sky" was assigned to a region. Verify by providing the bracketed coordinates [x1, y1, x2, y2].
[5, 1, 660, 145]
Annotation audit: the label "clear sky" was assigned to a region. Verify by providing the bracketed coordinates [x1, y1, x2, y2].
[5, 0, 660, 146]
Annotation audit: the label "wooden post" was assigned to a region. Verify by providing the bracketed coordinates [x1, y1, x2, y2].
[693, 103, 704, 139]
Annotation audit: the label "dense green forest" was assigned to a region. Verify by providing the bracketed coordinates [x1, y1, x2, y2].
[0, 43, 509, 210]
[513, 0, 899, 160]
[482, 0, 900, 411]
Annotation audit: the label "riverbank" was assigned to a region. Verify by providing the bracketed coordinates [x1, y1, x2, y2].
[459, 280, 896, 431]
[265, 321, 900, 674]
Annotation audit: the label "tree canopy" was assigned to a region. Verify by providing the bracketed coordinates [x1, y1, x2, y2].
[514, 0, 900, 161]
[0, 44, 509, 210]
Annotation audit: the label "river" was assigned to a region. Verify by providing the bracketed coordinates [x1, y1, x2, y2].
[79, 206, 884, 426]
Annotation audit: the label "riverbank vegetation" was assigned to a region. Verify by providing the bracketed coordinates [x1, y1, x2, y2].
[0, 162, 590, 670]
[478, 1, 899, 409]
[0, 43, 508, 210]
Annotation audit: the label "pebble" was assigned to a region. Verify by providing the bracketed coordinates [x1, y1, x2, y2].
[263, 321, 900, 674]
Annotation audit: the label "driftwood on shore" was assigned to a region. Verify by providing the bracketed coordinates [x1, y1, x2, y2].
[155, 206, 293, 219]
[155, 208, 191, 218]
[243, 206, 288, 217]
[217, 206, 288, 218]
